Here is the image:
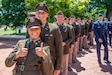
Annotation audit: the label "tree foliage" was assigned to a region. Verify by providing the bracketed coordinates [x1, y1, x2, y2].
[87, 0, 112, 20]
[25, 0, 90, 22]
[1, 0, 27, 30]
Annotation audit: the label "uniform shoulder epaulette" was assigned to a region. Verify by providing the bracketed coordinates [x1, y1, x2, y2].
[18, 39, 28, 43]
[48, 23, 59, 28]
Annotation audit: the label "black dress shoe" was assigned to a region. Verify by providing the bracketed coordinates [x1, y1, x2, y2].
[104, 60, 111, 63]
[98, 60, 102, 64]
[68, 66, 72, 71]
[72, 59, 76, 63]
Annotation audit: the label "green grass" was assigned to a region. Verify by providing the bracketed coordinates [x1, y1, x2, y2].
[0, 29, 26, 35]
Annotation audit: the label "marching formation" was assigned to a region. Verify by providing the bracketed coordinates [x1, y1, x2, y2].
[5, 2, 112, 75]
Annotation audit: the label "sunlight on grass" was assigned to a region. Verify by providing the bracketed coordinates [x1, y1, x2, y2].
[0, 29, 26, 35]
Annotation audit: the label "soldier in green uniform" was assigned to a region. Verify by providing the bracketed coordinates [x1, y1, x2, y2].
[88, 18, 94, 46]
[64, 17, 75, 71]
[56, 11, 73, 75]
[83, 18, 89, 49]
[79, 18, 86, 51]
[5, 17, 53, 75]
[35, 2, 63, 75]
[54, 15, 57, 23]
[72, 18, 81, 62]
[64, 17, 69, 24]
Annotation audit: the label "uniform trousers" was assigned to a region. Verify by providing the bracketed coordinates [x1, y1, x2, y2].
[61, 54, 69, 75]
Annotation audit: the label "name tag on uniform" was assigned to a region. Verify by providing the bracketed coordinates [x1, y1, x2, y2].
[109, 25, 111, 26]
[50, 34, 53, 36]
[45, 34, 49, 36]
[45, 34, 53, 36]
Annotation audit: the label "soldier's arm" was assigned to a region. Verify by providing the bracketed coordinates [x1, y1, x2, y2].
[54, 28, 63, 70]
[77, 25, 81, 36]
[5, 41, 20, 67]
[41, 46, 54, 75]
[105, 23, 109, 37]
[71, 27, 75, 42]
[64, 27, 74, 45]
[84, 25, 86, 35]
[43, 46, 53, 64]
[93, 23, 100, 39]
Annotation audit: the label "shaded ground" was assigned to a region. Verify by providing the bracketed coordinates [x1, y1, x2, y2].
[0, 39, 112, 75]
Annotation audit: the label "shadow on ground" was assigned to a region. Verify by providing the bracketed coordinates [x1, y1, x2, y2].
[99, 63, 112, 74]
[72, 60, 86, 72]
[0, 39, 18, 49]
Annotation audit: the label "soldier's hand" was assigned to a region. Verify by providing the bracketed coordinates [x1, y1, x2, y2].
[62, 42, 66, 46]
[15, 44, 28, 59]
[107, 37, 109, 40]
[109, 31, 111, 34]
[35, 42, 47, 59]
[98, 38, 103, 43]
[54, 70, 60, 75]
[83, 35, 86, 37]
[70, 44, 74, 48]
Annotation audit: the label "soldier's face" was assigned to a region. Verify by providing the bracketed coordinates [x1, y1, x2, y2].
[28, 28, 41, 40]
[84, 19, 87, 23]
[98, 16, 103, 21]
[78, 19, 81, 24]
[35, 11, 48, 21]
[70, 18, 76, 24]
[88, 20, 91, 22]
[64, 19, 69, 24]
[56, 15, 64, 23]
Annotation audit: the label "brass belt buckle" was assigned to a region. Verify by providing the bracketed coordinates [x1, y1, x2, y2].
[19, 65, 25, 71]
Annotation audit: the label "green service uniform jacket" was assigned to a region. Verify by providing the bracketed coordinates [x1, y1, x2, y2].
[85, 22, 90, 35]
[5, 39, 53, 75]
[67, 24, 75, 45]
[58, 24, 73, 54]
[40, 23, 63, 70]
[72, 23, 81, 41]
[80, 23, 85, 36]
[88, 22, 93, 32]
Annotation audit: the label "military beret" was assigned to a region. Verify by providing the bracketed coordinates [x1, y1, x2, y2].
[26, 17, 42, 29]
[35, 2, 48, 13]
[70, 15, 76, 18]
[98, 13, 103, 17]
[57, 11, 64, 15]
[77, 18, 81, 20]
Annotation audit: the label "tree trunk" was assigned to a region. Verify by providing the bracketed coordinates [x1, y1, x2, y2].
[4, 26, 8, 31]
[106, 7, 111, 21]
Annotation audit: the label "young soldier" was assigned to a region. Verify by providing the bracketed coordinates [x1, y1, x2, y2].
[79, 18, 86, 51]
[83, 18, 89, 49]
[5, 17, 53, 75]
[35, 2, 63, 75]
[93, 13, 111, 64]
[64, 17, 75, 71]
[56, 11, 73, 75]
[88, 18, 94, 46]
[108, 18, 112, 47]
[72, 17, 81, 62]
